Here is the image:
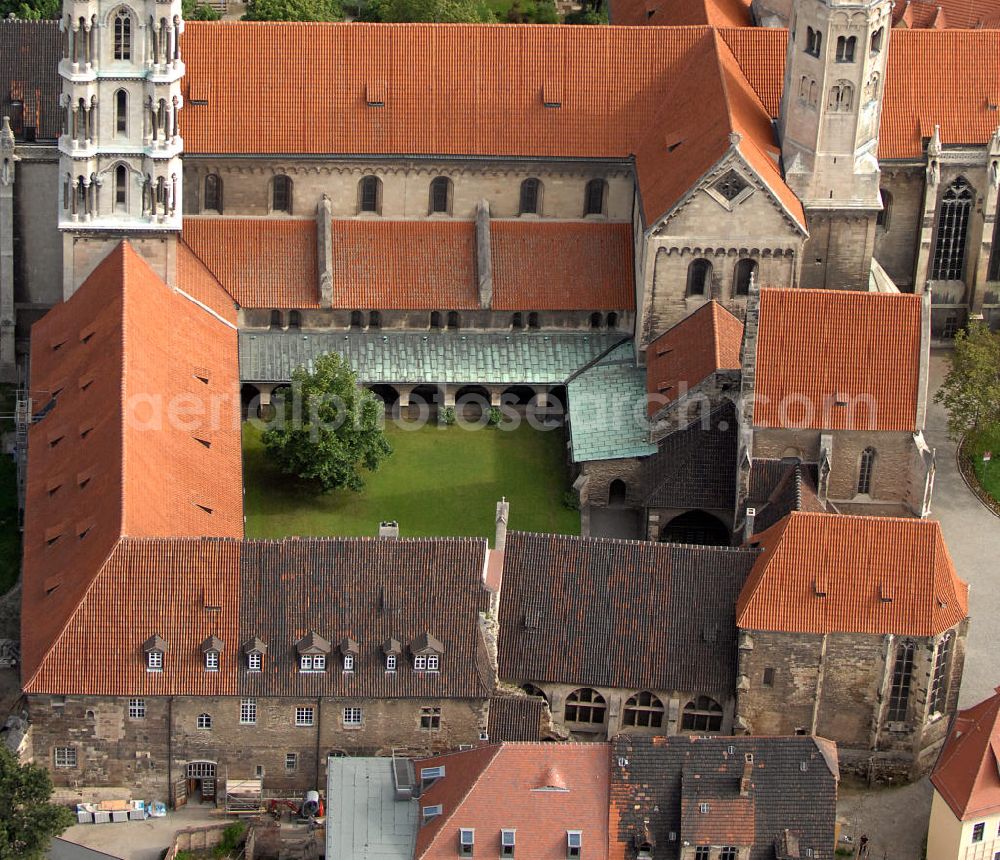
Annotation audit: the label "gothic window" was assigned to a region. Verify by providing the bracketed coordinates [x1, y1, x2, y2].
[928, 633, 953, 715]
[359, 175, 381, 214]
[870, 27, 884, 54]
[447, 311, 460, 330]
[715, 170, 748, 202]
[584, 179, 606, 216]
[989, 200, 1000, 281]
[733, 259, 757, 296]
[829, 83, 853, 111]
[519, 178, 541, 215]
[799, 75, 808, 99]
[808, 80, 818, 106]
[686, 259, 712, 297]
[114, 9, 132, 61]
[204, 174, 222, 213]
[886, 641, 914, 722]
[836, 35, 856, 62]
[623, 691, 664, 728]
[429, 176, 451, 214]
[805, 27, 822, 57]
[876, 189, 891, 230]
[681, 696, 723, 732]
[522, 683, 547, 702]
[115, 89, 127, 135]
[272, 174, 292, 213]
[564, 688, 606, 724]
[114, 164, 128, 211]
[931, 177, 973, 281]
[857, 447, 875, 495]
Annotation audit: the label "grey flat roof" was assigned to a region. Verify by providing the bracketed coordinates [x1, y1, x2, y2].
[48, 838, 123, 860]
[326, 757, 417, 860]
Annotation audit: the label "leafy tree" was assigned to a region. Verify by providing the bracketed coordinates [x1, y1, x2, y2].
[262, 353, 392, 493]
[563, 5, 607, 22]
[182, 0, 222, 20]
[243, 0, 343, 21]
[366, 0, 494, 23]
[935, 320, 1000, 441]
[0, 0, 59, 19]
[0, 746, 75, 860]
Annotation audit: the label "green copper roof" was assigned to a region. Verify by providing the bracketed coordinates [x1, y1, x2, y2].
[239, 330, 627, 385]
[567, 341, 657, 463]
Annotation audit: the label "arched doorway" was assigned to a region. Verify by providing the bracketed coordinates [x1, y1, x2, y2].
[501, 385, 537, 407]
[608, 479, 628, 507]
[185, 761, 217, 804]
[455, 385, 490, 421]
[659, 510, 730, 546]
[369, 384, 399, 407]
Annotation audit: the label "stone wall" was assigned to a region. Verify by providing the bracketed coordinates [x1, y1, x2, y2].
[798, 213, 877, 291]
[874, 168, 923, 290]
[578, 457, 645, 508]
[13, 153, 62, 318]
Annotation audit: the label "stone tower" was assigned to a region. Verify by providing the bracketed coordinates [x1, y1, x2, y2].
[58, 0, 183, 296]
[778, 0, 891, 289]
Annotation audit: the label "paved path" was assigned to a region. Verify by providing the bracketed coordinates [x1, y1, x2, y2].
[924, 350, 1000, 707]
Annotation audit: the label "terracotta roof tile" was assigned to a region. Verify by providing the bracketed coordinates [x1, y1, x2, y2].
[175, 239, 239, 324]
[611, 0, 751, 26]
[491, 221, 635, 311]
[931, 687, 1000, 820]
[647, 300, 743, 410]
[415, 743, 610, 860]
[735, 512, 969, 636]
[182, 218, 320, 308]
[893, 0, 1000, 29]
[680, 794, 755, 845]
[753, 289, 923, 432]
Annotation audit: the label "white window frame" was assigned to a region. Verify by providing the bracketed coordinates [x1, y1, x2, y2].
[240, 698, 257, 725]
[54, 746, 77, 768]
[427, 653, 440, 672]
[568, 830, 582, 857]
[295, 706, 314, 727]
[344, 706, 363, 727]
[422, 804, 443, 822]
[300, 654, 326, 672]
[128, 698, 145, 719]
[385, 653, 397, 673]
[343, 653, 355, 673]
[247, 651, 262, 672]
[205, 650, 219, 671]
[414, 655, 428, 671]
[285, 752, 298, 771]
[197, 713, 212, 730]
[460, 828, 475, 854]
[147, 650, 163, 672]
[501, 829, 516, 856]
[421, 765, 446, 781]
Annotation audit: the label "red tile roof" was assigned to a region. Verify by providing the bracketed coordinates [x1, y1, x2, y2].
[611, 0, 751, 26]
[414, 743, 611, 860]
[647, 300, 743, 413]
[753, 289, 923, 432]
[736, 512, 968, 636]
[182, 218, 320, 308]
[931, 687, 1000, 820]
[175, 239, 239, 324]
[22, 242, 243, 691]
[491, 221, 635, 310]
[893, 0, 1000, 29]
[680, 794, 755, 845]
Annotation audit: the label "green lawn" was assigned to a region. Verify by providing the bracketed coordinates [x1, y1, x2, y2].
[967, 424, 1000, 504]
[243, 420, 580, 540]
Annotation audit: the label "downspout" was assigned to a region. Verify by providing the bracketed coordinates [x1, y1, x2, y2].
[809, 633, 828, 736]
[167, 696, 174, 807]
[315, 697, 322, 792]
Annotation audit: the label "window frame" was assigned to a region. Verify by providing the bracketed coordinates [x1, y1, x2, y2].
[343, 653, 355, 673]
[857, 447, 876, 496]
[928, 633, 953, 716]
[54, 746, 77, 768]
[197, 712, 213, 730]
[564, 687, 607, 724]
[622, 691, 665, 728]
[359, 175, 381, 215]
[295, 706, 315, 727]
[972, 823, 985, 843]
[128, 698, 146, 719]
[240, 698, 257, 725]
[113, 8, 132, 61]
[686, 258, 712, 297]
[886, 641, 915, 722]
[272, 174, 292, 214]
[584, 179, 606, 216]
[681, 696, 724, 732]
[204, 173, 222, 213]
[385, 653, 397, 673]
[204, 650, 220, 672]
[429, 177, 451, 215]
[420, 706, 442, 730]
[147, 650, 163, 672]
[343, 706, 363, 727]
[931, 177, 974, 282]
[247, 651, 262, 672]
[519, 178, 541, 216]
[285, 752, 298, 771]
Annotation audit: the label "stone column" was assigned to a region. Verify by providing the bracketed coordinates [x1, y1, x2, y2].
[913, 126, 942, 293]
[476, 199, 493, 309]
[316, 194, 334, 308]
[0, 117, 19, 379]
[970, 126, 1000, 313]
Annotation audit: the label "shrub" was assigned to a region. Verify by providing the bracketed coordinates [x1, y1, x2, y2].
[487, 407, 503, 427]
[439, 406, 457, 426]
[562, 489, 580, 510]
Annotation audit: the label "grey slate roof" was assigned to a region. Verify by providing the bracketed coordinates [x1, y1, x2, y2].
[0, 20, 62, 142]
[610, 736, 839, 860]
[497, 531, 759, 695]
[566, 341, 658, 463]
[239, 329, 625, 385]
[642, 403, 738, 509]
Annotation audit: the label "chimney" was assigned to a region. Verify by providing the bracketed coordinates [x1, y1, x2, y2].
[742, 507, 756, 543]
[495, 497, 510, 551]
[475, 199, 493, 309]
[740, 753, 754, 797]
[379, 521, 399, 538]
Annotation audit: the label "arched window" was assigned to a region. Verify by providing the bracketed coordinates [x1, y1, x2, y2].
[196, 713, 212, 730]
[288, 310, 301, 330]
[350, 311, 363, 330]
[359, 175, 381, 214]
[606, 312, 618, 329]
[204, 173, 222, 213]
[808, 80, 818, 106]
[519, 178, 541, 215]
[584, 179, 606, 216]
[876, 189, 891, 230]
[114, 164, 128, 211]
[512, 312, 524, 329]
[857, 447, 875, 495]
[928, 633, 953, 716]
[931, 177, 974, 281]
[272, 175, 292, 213]
[733, 259, 757, 296]
[836, 35, 856, 62]
[527, 312, 539, 330]
[522, 683, 547, 702]
[681, 696, 723, 732]
[114, 8, 132, 60]
[430, 311, 442, 329]
[564, 688, 606, 724]
[269, 310, 283, 330]
[687, 259, 712, 297]
[589, 312, 602, 329]
[806, 27, 822, 56]
[430, 177, 451, 215]
[623, 691, 664, 728]
[839, 84, 853, 110]
[115, 89, 127, 135]
[447, 311, 460, 330]
[886, 642, 914, 722]
[368, 310, 381, 329]
[870, 27, 884, 54]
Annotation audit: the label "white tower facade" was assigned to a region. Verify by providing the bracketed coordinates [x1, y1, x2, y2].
[57, 0, 183, 236]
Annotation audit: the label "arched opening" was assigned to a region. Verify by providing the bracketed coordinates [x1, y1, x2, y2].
[931, 177, 974, 281]
[113, 8, 132, 60]
[519, 178, 541, 215]
[886, 641, 915, 722]
[564, 688, 606, 726]
[501, 385, 537, 407]
[589, 312, 602, 329]
[369, 385, 399, 406]
[204, 173, 222, 213]
[447, 311, 460, 330]
[527, 312, 540, 330]
[805, 27, 822, 57]
[606, 312, 618, 329]
[269, 310, 283, 330]
[429, 177, 452, 215]
[659, 510, 730, 546]
[349, 310, 363, 330]
[608, 479, 627, 507]
[185, 760, 218, 804]
[584, 178, 606, 216]
[272, 174, 292, 213]
[511, 312, 524, 329]
[681, 696, 723, 732]
[114, 164, 128, 211]
[733, 258, 757, 296]
[288, 310, 301, 330]
[623, 691, 664, 728]
[522, 683, 548, 703]
[368, 310, 382, 329]
[429, 311, 442, 329]
[455, 385, 490, 420]
[876, 189, 891, 230]
[359, 175, 381, 214]
[686, 259, 712, 297]
[835, 35, 856, 62]
[115, 88, 127, 135]
[857, 447, 876, 495]
[410, 385, 440, 410]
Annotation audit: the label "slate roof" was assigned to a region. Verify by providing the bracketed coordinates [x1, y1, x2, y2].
[609, 735, 839, 860]
[736, 512, 968, 637]
[753, 289, 923, 433]
[931, 687, 1000, 820]
[498, 531, 758, 695]
[414, 743, 611, 860]
[239, 328, 624, 385]
[0, 19, 62, 142]
[642, 403, 738, 510]
[487, 695, 545, 742]
[566, 341, 658, 463]
[745, 459, 824, 533]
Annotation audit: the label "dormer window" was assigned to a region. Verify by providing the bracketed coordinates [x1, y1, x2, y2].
[386, 653, 397, 672]
[383, 637, 401, 673]
[414, 655, 427, 671]
[200, 636, 223, 672]
[427, 654, 439, 672]
[501, 829, 516, 857]
[410, 632, 444, 673]
[340, 637, 359, 673]
[147, 650, 163, 671]
[300, 654, 326, 672]
[242, 637, 267, 672]
[205, 650, 219, 671]
[143, 634, 168, 672]
[343, 654, 354, 672]
[297, 631, 331, 673]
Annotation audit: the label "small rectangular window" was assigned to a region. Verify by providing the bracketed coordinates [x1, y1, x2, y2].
[147, 651, 163, 672]
[295, 706, 314, 727]
[421, 765, 446, 782]
[695, 849, 711, 860]
[240, 698, 257, 725]
[385, 653, 397, 673]
[973, 823, 986, 843]
[285, 753, 298, 771]
[128, 698, 146, 719]
[460, 828, 475, 856]
[344, 707, 362, 727]
[423, 804, 443, 822]
[414, 655, 427, 671]
[205, 651, 219, 671]
[54, 747, 77, 768]
[567, 830, 582, 858]
[343, 654, 354, 673]
[427, 654, 440, 672]
[501, 829, 516, 857]
[720, 848, 738, 860]
[421, 707, 442, 730]
[762, 667, 775, 687]
[248, 651, 262, 672]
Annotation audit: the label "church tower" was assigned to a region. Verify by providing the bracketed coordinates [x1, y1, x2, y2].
[57, 0, 183, 295]
[778, 0, 891, 289]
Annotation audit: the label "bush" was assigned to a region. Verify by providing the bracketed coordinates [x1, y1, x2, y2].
[439, 406, 457, 426]
[564, 6, 606, 22]
[487, 407, 503, 427]
[182, 0, 222, 19]
[562, 489, 580, 510]
[214, 821, 247, 857]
